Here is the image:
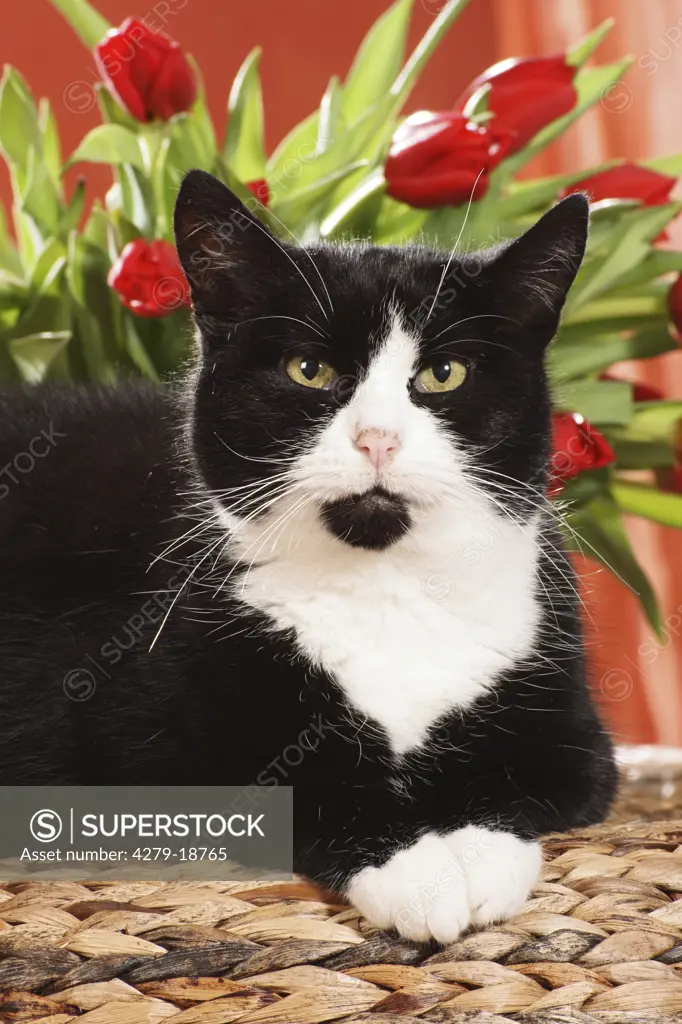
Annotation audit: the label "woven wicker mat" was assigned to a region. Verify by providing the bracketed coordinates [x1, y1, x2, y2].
[4, 748, 682, 1023]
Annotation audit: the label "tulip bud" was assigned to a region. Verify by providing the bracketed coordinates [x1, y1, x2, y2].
[95, 18, 197, 123]
[384, 111, 505, 209]
[108, 239, 190, 318]
[548, 412, 615, 497]
[246, 179, 271, 207]
[456, 56, 577, 156]
[562, 163, 676, 207]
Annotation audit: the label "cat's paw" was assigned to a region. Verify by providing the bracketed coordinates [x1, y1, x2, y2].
[346, 833, 470, 943]
[443, 825, 542, 927]
[346, 827, 541, 943]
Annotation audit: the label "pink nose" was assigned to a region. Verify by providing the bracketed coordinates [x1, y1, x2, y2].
[354, 428, 401, 471]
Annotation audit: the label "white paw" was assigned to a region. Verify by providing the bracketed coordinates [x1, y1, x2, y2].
[347, 833, 470, 943]
[346, 827, 540, 944]
[444, 826, 542, 927]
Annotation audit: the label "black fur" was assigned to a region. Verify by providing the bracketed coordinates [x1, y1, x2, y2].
[0, 171, 615, 896]
[321, 488, 411, 548]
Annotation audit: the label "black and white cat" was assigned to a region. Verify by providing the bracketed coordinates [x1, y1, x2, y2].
[0, 170, 615, 942]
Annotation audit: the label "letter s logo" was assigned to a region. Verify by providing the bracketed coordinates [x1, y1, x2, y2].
[30, 809, 63, 843]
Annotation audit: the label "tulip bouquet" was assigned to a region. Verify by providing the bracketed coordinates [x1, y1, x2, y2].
[2, 0, 682, 626]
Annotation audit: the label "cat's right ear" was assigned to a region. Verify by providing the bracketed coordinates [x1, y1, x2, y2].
[174, 170, 282, 320]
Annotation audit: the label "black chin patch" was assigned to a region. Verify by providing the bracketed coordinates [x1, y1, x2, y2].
[320, 487, 411, 550]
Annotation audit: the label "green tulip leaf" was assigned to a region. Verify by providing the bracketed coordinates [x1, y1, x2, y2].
[645, 154, 682, 177]
[550, 327, 677, 382]
[14, 209, 44, 274]
[613, 480, 682, 530]
[566, 301, 664, 329]
[373, 195, 429, 244]
[568, 202, 682, 311]
[21, 148, 62, 236]
[224, 48, 267, 184]
[320, 172, 387, 239]
[462, 83, 491, 121]
[271, 161, 369, 231]
[38, 99, 63, 194]
[564, 493, 662, 634]
[269, 95, 394, 205]
[67, 232, 119, 377]
[608, 403, 682, 469]
[610, 437, 673, 469]
[607, 250, 682, 292]
[81, 202, 112, 252]
[0, 268, 25, 296]
[0, 67, 42, 170]
[496, 164, 619, 223]
[149, 135, 175, 238]
[115, 165, 154, 236]
[108, 210, 142, 254]
[188, 58, 217, 162]
[420, 205, 476, 248]
[168, 112, 213, 175]
[553, 379, 633, 426]
[4, 66, 34, 105]
[69, 125, 146, 171]
[66, 233, 103, 309]
[267, 111, 320, 182]
[0, 202, 23, 277]
[121, 316, 161, 382]
[318, 77, 344, 154]
[8, 330, 72, 384]
[1, 234, 71, 356]
[97, 83, 140, 131]
[0, 267, 28, 341]
[47, 0, 111, 49]
[30, 239, 67, 297]
[566, 18, 614, 67]
[342, 0, 413, 125]
[619, 401, 682, 440]
[390, 0, 471, 106]
[60, 178, 87, 237]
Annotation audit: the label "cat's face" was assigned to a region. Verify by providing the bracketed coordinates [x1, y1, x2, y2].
[175, 171, 587, 552]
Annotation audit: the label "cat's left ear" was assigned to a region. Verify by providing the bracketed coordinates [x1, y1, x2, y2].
[483, 193, 589, 340]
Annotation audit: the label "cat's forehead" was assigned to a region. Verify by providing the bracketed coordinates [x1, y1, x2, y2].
[298, 243, 482, 353]
[311, 242, 476, 305]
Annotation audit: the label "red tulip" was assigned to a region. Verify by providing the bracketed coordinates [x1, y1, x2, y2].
[548, 412, 615, 497]
[455, 56, 577, 156]
[599, 373, 663, 402]
[95, 18, 197, 122]
[108, 239, 190, 318]
[669, 274, 682, 338]
[561, 163, 676, 207]
[384, 112, 507, 208]
[246, 179, 270, 206]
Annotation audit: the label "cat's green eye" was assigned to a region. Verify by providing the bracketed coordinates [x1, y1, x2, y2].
[414, 359, 467, 394]
[285, 355, 337, 390]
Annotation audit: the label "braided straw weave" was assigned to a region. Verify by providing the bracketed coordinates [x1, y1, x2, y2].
[3, 747, 682, 1023]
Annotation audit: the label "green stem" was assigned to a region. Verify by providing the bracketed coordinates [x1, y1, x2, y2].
[390, 0, 473, 105]
[48, 0, 111, 49]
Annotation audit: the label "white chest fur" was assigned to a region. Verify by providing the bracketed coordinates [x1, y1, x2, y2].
[231, 501, 542, 755]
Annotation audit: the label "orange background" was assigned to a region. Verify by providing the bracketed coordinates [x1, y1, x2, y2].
[4, 0, 682, 746]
